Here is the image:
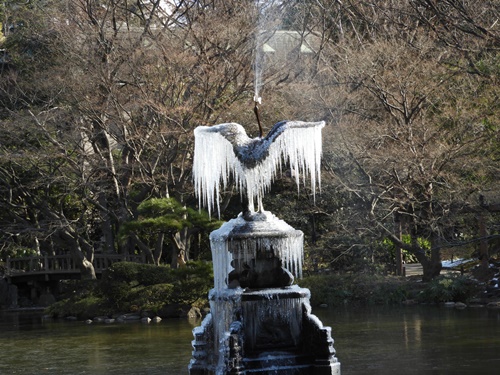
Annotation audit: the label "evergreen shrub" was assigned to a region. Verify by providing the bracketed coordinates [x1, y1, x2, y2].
[98, 261, 212, 311]
[47, 261, 213, 318]
[300, 273, 410, 306]
[417, 275, 480, 303]
[48, 295, 110, 319]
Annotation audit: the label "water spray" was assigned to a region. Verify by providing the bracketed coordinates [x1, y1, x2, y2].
[253, 95, 263, 138]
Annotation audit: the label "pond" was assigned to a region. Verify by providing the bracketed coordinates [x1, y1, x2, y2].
[316, 305, 500, 374]
[1, 305, 499, 374]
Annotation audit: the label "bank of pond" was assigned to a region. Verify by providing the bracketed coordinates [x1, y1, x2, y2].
[39, 261, 496, 321]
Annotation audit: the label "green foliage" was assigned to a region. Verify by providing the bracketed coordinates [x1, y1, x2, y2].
[121, 198, 184, 234]
[120, 197, 222, 238]
[300, 273, 410, 307]
[118, 197, 222, 264]
[47, 295, 110, 320]
[0, 245, 38, 261]
[380, 235, 432, 263]
[46, 261, 213, 318]
[417, 275, 480, 304]
[102, 262, 173, 285]
[99, 261, 213, 312]
[46, 280, 110, 319]
[138, 197, 183, 216]
[169, 261, 214, 305]
[128, 283, 176, 314]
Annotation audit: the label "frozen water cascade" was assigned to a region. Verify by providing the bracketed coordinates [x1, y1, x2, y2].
[189, 120, 340, 375]
[210, 212, 303, 291]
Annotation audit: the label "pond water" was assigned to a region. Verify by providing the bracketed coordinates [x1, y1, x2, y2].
[316, 305, 500, 375]
[1, 305, 500, 374]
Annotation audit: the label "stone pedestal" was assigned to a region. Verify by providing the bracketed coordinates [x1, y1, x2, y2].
[189, 211, 340, 375]
[189, 286, 340, 375]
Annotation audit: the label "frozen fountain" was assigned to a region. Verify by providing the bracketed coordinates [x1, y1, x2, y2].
[188, 120, 340, 375]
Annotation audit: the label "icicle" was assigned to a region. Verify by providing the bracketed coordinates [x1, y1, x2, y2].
[193, 121, 325, 217]
[209, 234, 233, 291]
[209, 213, 304, 289]
[208, 289, 243, 375]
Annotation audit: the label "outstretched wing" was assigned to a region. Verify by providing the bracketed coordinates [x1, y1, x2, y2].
[193, 121, 325, 217]
[248, 120, 325, 166]
[193, 123, 248, 217]
[260, 120, 325, 195]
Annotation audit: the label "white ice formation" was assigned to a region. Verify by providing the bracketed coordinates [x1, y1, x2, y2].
[209, 212, 303, 290]
[193, 120, 325, 217]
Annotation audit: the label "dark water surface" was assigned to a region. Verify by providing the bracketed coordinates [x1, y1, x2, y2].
[1, 305, 499, 374]
[316, 305, 500, 375]
[0, 311, 194, 374]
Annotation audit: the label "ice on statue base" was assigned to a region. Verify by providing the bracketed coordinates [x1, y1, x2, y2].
[189, 120, 340, 374]
[190, 287, 340, 374]
[211, 210, 302, 291]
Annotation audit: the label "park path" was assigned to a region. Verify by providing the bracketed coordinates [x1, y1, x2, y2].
[404, 262, 461, 277]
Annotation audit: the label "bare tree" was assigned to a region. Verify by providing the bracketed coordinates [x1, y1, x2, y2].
[0, 0, 258, 273]
[277, 0, 500, 280]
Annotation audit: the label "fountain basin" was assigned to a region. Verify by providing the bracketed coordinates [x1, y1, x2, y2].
[189, 286, 340, 375]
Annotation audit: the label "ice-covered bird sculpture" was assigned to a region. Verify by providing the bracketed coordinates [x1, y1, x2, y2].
[193, 120, 325, 217]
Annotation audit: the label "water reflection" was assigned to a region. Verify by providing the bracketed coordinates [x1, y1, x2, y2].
[1, 305, 500, 374]
[0, 311, 196, 375]
[316, 305, 500, 375]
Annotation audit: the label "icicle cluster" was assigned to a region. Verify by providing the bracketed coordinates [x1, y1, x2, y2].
[209, 214, 304, 290]
[208, 289, 243, 375]
[229, 235, 303, 277]
[193, 121, 325, 216]
[210, 234, 235, 291]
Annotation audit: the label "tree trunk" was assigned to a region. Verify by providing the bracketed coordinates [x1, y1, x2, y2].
[385, 220, 442, 282]
[419, 256, 442, 282]
[57, 229, 96, 280]
[416, 233, 442, 282]
[477, 212, 490, 280]
[98, 191, 115, 252]
[154, 233, 164, 265]
[394, 214, 404, 276]
[78, 257, 97, 280]
[130, 233, 156, 264]
[171, 227, 190, 268]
